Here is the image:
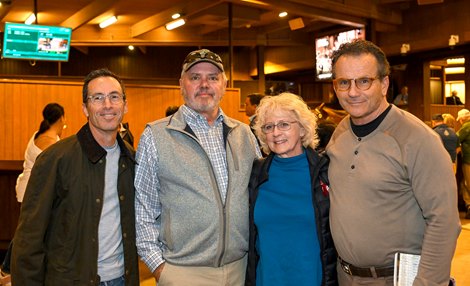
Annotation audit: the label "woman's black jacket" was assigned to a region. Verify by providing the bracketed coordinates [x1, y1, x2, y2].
[245, 147, 338, 286]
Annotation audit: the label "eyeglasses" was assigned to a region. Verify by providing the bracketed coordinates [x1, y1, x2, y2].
[332, 77, 380, 91]
[87, 93, 124, 105]
[261, 121, 298, 134]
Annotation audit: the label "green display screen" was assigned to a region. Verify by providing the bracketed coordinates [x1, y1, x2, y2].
[2, 22, 72, 62]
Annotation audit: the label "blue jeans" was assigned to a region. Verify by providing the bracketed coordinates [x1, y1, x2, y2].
[100, 275, 124, 286]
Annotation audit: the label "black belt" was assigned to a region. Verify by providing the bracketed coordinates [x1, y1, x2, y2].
[339, 257, 394, 278]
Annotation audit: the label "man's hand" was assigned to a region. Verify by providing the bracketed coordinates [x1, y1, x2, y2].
[153, 262, 166, 285]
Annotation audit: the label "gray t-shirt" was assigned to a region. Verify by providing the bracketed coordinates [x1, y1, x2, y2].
[97, 142, 124, 282]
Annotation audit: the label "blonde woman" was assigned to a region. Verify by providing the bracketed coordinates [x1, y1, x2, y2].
[246, 93, 337, 286]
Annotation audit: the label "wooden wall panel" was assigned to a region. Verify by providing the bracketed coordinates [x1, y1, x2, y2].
[0, 79, 247, 161]
[0, 163, 22, 249]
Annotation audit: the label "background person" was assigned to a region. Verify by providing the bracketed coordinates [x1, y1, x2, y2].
[245, 93, 266, 155]
[119, 122, 134, 147]
[0, 103, 65, 281]
[165, 105, 179, 117]
[456, 108, 470, 219]
[326, 39, 460, 285]
[446, 90, 464, 105]
[316, 120, 337, 153]
[442, 113, 456, 129]
[16, 103, 66, 203]
[431, 113, 459, 170]
[244, 93, 265, 130]
[245, 92, 337, 286]
[135, 49, 261, 286]
[11, 68, 139, 285]
[393, 85, 408, 107]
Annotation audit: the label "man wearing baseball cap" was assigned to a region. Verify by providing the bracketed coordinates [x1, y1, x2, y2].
[135, 49, 262, 285]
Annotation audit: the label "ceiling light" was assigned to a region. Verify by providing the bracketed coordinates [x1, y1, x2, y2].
[448, 35, 459, 47]
[128, 45, 135, 51]
[172, 13, 181, 19]
[166, 18, 185, 31]
[447, 58, 465, 65]
[279, 11, 288, 18]
[25, 13, 36, 25]
[400, 43, 410, 55]
[99, 16, 118, 29]
[445, 67, 465, 74]
[240, 0, 269, 6]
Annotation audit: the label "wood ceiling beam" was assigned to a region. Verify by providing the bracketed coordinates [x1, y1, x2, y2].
[228, 0, 367, 27]
[60, 0, 115, 30]
[131, 0, 222, 38]
[191, 3, 263, 35]
[0, 2, 12, 23]
[197, 4, 262, 21]
[287, 0, 402, 25]
[71, 24, 303, 47]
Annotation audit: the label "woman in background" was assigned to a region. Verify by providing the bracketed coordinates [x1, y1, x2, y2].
[245, 93, 337, 286]
[15, 102, 66, 202]
[443, 113, 456, 129]
[1, 102, 66, 280]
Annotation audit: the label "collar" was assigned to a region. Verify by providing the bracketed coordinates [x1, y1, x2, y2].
[181, 104, 225, 127]
[76, 123, 135, 164]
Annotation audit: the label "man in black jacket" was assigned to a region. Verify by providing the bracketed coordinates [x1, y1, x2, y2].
[11, 69, 139, 286]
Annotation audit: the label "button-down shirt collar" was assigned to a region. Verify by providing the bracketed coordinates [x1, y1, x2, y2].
[181, 105, 229, 202]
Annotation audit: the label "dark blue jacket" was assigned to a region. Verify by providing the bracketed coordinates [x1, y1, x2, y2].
[433, 124, 459, 162]
[245, 147, 337, 286]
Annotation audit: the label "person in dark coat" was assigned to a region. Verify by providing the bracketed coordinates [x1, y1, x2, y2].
[246, 92, 337, 286]
[11, 68, 139, 286]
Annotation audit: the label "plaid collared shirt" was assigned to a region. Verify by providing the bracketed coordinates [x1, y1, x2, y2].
[181, 105, 229, 202]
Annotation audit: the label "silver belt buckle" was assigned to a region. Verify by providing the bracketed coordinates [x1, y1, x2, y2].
[341, 263, 352, 275]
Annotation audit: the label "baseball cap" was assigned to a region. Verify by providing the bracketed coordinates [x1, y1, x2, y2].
[457, 109, 470, 121]
[182, 49, 224, 72]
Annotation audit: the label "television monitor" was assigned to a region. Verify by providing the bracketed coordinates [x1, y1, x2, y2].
[315, 28, 365, 80]
[2, 22, 72, 62]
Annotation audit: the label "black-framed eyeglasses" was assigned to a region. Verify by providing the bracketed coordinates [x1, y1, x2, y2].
[87, 92, 124, 105]
[332, 77, 380, 91]
[183, 49, 223, 66]
[261, 121, 298, 134]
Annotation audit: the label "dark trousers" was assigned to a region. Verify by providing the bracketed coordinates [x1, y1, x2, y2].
[1, 241, 12, 274]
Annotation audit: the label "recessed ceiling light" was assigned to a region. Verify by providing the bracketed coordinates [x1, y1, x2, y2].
[279, 11, 288, 18]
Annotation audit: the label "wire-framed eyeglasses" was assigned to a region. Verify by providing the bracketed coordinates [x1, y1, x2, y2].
[332, 77, 380, 92]
[261, 121, 298, 134]
[87, 93, 124, 105]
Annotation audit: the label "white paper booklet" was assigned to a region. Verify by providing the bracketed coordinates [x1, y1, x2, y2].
[393, 252, 421, 286]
